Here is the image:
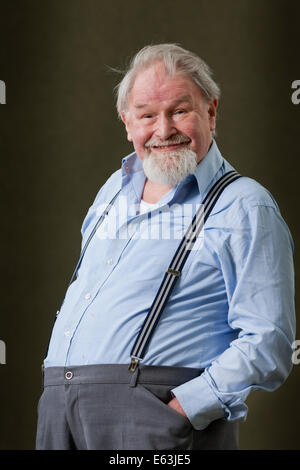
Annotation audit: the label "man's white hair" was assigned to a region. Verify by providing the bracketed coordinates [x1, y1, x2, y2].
[115, 43, 221, 118]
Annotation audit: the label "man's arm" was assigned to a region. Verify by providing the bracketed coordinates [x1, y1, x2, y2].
[171, 202, 296, 429]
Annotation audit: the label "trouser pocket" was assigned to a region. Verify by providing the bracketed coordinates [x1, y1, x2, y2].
[126, 383, 194, 450]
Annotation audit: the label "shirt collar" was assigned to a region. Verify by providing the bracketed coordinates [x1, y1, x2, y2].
[121, 139, 225, 200]
[121, 151, 143, 176]
[192, 139, 225, 199]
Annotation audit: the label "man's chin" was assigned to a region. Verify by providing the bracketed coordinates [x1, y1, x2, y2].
[142, 147, 198, 187]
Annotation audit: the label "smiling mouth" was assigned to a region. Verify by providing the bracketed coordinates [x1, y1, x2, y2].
[151, 142, 190, 150]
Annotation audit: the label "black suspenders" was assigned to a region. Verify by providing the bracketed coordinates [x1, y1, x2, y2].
[128, 170, 241, 371]
[44, 170, 241, 369]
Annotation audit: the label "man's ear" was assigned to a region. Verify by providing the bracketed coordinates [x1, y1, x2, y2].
[121, 112, 132, 142]
[208, 99, 218, 132]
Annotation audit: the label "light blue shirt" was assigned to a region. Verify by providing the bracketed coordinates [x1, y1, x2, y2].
[44, 140, 296, 430]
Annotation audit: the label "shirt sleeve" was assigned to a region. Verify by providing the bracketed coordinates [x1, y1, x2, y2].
[171, 203, 296, 430]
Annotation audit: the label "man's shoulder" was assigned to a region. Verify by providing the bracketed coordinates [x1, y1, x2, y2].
[92, 167, 123, 206]
[80, 167, 122, 237]
[221, 174, 279, 211]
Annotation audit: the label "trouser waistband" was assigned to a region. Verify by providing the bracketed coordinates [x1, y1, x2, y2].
[43, 364, 203, 387]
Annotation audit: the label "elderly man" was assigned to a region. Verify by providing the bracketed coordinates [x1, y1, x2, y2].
[36, 44, 295, 450]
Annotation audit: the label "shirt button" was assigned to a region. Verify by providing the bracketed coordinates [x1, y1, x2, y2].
[107, 258, 113, 265]
[65, 371, 73, 380]
[85, 293, 91, 300]
[64, 330, 71, 338]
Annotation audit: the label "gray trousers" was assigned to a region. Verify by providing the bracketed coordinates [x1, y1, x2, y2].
[36, 364, 239, 450]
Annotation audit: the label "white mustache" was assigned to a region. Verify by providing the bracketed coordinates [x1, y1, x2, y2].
[145, 136, 191, 148]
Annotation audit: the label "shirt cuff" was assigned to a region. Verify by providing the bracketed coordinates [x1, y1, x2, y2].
[171, 373, 228, 430]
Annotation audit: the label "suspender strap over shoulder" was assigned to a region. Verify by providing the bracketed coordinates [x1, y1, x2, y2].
[129, 170, 241, 372]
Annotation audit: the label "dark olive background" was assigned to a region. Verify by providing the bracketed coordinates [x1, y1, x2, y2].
[0, 0, 299, 450]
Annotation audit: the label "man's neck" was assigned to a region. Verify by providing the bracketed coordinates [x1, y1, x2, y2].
[141, 178, 173, 204]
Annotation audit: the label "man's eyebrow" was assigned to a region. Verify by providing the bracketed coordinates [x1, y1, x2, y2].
[172, 95, 193, 106]
[134, 103, 148, 109]
[133, 95, 193, 109]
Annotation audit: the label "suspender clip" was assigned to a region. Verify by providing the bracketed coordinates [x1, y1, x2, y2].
[166, 268, 181, 277]
[128, 357, 139, 373]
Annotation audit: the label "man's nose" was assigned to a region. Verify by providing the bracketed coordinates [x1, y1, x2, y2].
[155, 114, 177, 140]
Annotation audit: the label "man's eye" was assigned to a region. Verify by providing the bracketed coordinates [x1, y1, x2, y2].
[174, 109, 185, 115]
[143, 115, 153, 119]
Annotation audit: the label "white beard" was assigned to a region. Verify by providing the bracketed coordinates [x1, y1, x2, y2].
[143, 146, 198, 186]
